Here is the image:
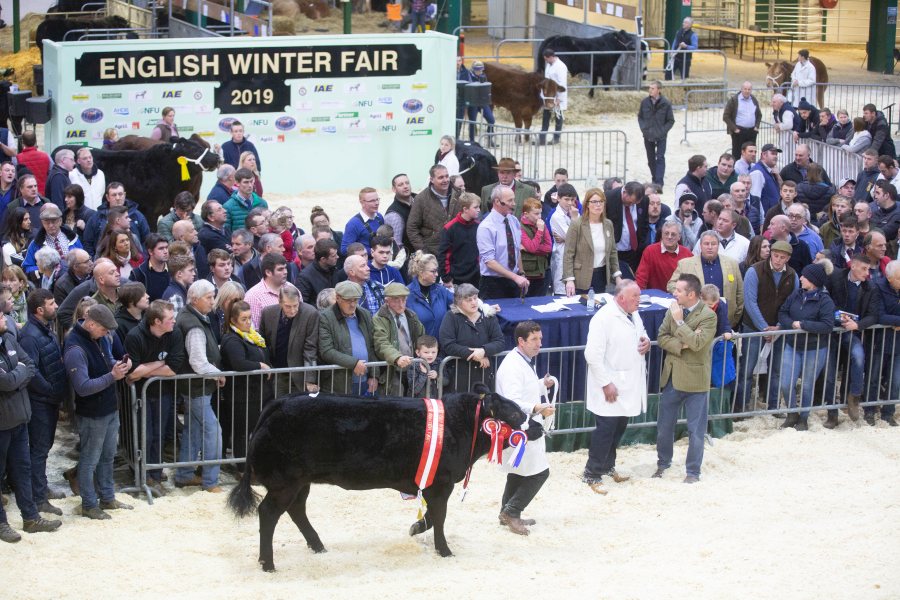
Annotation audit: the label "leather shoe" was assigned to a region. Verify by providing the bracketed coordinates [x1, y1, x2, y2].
[46, 489, 66, 500]
[38, 500, 63, 516]
[0, 521, 20, 543]
[498, 512, 529, 536]
[847, 394, 861, 422]
[100, 498, 133, 510]
[864, 413, 876, 426]
[822, 414, 839, 429]
[887, 417, 898, 427]
[607, 469, 630, 483]
[651, 467, 667, 478]
[520, 517, 536, 526]
[588, 481, 607, 495]
[174, 475, 203, 488]
[82, 506, 111, 520]
[204, 486, 225, 493]
[683, 475, 700, 484]
[23, 516, 62, 533]
[64, 467, 80, 496]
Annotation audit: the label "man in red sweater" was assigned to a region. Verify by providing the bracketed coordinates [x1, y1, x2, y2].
[16, 131, 51, 195]
[634, 220, 693, 290]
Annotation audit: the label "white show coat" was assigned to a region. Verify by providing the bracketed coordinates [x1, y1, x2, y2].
[542, 59, 569, 111]
[439, 152, 460, 177]
[789, 60, 817, 107]
[549, 205, 572, 294]
[69, 167, 107, 211]
[496, 349, 549, 477]
[584, 301, 648, 417]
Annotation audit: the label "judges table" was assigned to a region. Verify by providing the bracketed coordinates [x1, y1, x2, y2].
[692, 23, 783, 62]
[492, 289, 733, 451]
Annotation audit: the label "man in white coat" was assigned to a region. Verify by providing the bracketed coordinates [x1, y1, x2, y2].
[495, 320, 555, 536]
[789, 50, 816, 107]
[582, 280, 650, 494]
[537, 48, 568, 146]
[69, 147, 107, 210]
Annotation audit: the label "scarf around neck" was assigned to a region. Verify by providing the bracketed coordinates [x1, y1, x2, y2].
[230, 324, 267, 348]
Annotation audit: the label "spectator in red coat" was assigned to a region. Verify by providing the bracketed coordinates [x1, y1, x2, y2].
[520, 198, 552, 296]
[634, 220, 693, 291]
[16, 132, 51, 196]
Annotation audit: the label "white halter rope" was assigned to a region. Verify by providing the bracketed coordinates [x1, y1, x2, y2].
[174, 144, 216, 171]
[541, 375, 559, 433]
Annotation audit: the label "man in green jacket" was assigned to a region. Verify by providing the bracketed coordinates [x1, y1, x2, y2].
[318, 281, 380, 396]
[223, 168, 267, 233]
[654, 273, 717, 484]
[373, 282, 425, 396]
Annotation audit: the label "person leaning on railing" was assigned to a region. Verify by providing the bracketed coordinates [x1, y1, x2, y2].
[870, 260, 900, 427]
[777, 263, 835, 431]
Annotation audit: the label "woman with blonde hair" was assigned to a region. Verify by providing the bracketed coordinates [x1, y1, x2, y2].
[406, 250, 454, 338]
[239, 151, 263, 197]
[213, 280, 245, 337]
[563, 187, 621, 296]
[434, 135, 460, 176]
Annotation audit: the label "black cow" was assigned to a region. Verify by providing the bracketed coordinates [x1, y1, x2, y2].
[536, 30, 638, 97]
[53, 135, 220, 229]
[228, 384, 544, 571]
[36, 15, 137, 58]
[456, 141, 498, 195]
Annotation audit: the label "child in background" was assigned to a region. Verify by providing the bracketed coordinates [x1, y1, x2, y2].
[2, 265, 30, 326]
[701, 284, 736, 392]
[102, 128, 119, 148]
[269, 211, 299, 267]
[408, 335, 445, 397]
[520, 197, 552, 297]
[701, 284, 732, 340]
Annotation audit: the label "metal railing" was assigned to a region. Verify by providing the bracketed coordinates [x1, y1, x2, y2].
[755, 124, 864, 186]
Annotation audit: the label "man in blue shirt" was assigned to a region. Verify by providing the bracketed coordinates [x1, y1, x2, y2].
[215, 121, 261, 171]
[477, 185, 529, 300]
[342, 187, 385, 255]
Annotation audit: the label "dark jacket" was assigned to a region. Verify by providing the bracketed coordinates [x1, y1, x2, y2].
[124, 319, 185, 397]
[778, 288, 835, 352]
[876, 277, 900, 348]
[780, 160, 832, 186]
[53, 268, 89, 307]
[176, 305, 222, 397]
[44, 164, 70, 212]
[706, 167, 738, 200]
[198, 222, 232, 255]
[438, 306, 505, 393]
[407, 186, 453, 256]
[114, 307, 142, 344]
[606, 186, 651, 251]
[826, 120, 853, 146]
[722, 92, 762, 132]
[854, 166, 881, 203]
[63, 323, 120, 418]
[82, 200, 151, 258]
[19, 315, 66, 406]
[258, 303, 319, 390]
[825, 268, 883, 332]
[0, 329, 35, 430]
[207, 181, 234, 205]
[317, 303, 379, 394]
[130, 260, 171, 301]
[438, 213, 480, 285]
[637, 94, 675, 142]
[871, 202, 900, 242]
[675, 172, 714, 211]
[296, 261, 337, 306]
[220, 328, 272, 411]
[796, 181, 836, 216]
[867, 110, 896, 158]
[57, 278, 98, 331]
[784, 232, 813, 274]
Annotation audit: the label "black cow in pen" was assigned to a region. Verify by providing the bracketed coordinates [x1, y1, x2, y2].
[456, 141, 498, 194]
[228, 384, 544, 572]
[536, 29, 641, 96]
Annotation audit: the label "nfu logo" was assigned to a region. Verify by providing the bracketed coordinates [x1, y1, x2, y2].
[250, 119, 269, 127]
[142, 107, 160, 115]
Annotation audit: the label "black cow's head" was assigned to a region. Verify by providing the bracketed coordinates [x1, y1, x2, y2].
[171, 136, 221, 171]
[613, 29, 636, 50]
[473, 383, 544, 441]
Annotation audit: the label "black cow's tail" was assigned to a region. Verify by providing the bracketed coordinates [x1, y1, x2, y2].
[228, 465, 260, 518]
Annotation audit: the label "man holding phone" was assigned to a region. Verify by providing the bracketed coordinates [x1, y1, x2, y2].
[63, 305, 133, 521]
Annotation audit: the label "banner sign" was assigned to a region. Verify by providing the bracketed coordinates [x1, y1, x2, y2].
[43, 34, 456, 196]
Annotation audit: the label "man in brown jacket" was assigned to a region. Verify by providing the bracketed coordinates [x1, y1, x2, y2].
[258, 284, 320, 396]
[723, 81, 762, 158]
[407, 164, 454, 256]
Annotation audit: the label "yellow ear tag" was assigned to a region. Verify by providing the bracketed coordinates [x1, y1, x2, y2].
[176, 156, 190, 181]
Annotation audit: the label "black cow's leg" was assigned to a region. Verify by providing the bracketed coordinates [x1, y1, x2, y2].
[589, 70, 597, 98]
[286, 484, 326, 554]
[409, 510, 433, 536]
[423, 484, 453, 557]
[257, 489, 295, 572]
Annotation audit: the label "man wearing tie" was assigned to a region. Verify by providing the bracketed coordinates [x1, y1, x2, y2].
[654, 274, 717, 483]
[582, 280, 650, 494]
[606, 181, 648, 279]
[476, 185, 529, 300]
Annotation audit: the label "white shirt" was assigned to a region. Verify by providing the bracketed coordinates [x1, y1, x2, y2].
[542, 58, 569, 111]
[693, 231, 750, 263]
[495, 350, 549, 477]
[590, 222, 606, 268]
[438, 152, 459, 176]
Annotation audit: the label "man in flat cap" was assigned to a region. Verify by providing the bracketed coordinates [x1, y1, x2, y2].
[318, 280, 380, 396]
[373, 282, 425, 396]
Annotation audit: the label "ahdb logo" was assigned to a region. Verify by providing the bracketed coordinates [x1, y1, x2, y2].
[81, 108, 104, 123]
[402, 99, 423, 114]
[113, 107, 129, 116]
[275, 116, 296, 131]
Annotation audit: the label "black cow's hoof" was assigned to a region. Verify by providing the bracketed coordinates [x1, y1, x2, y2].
[409, 519, 427, 536]
[437, 547, 453, 558]
[309, 543, 327, 554]
[259, 560, 276, 572]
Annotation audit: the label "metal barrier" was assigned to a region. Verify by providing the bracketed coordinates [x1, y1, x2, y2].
[681, 87, 739, 143]
[754, 123, 864, 186]
[472, 129, 628, 184]
[133, 359, 431, 504]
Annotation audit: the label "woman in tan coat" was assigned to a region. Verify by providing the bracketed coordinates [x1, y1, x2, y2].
[563, 188, 621, 295]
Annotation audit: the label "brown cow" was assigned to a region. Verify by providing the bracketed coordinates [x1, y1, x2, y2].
[483, 63, 563, 141]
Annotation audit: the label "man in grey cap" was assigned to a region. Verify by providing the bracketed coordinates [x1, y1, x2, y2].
[736, 239, 798, 414]
[318, 281, 380, 396]
[373, 282, 425, 395]
[62, 304, 133, 520]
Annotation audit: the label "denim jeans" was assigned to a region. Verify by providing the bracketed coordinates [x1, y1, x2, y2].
[146, 393, 174, 482]
[865, 337, 899, 419]
[409, 10, 427, 33]
[539, 109, 563, 144]
[176, 395, 222, 488]
[656, 383, 708, 478]
[736, 332, 784, 411]
[27, 401, 59, 505]
[779, 344, 829, 418]
[78, 412, 119, 510]
[824, 333, 865, 416]
[0, 423, 39, 522]
[643, 137, 667, 185]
